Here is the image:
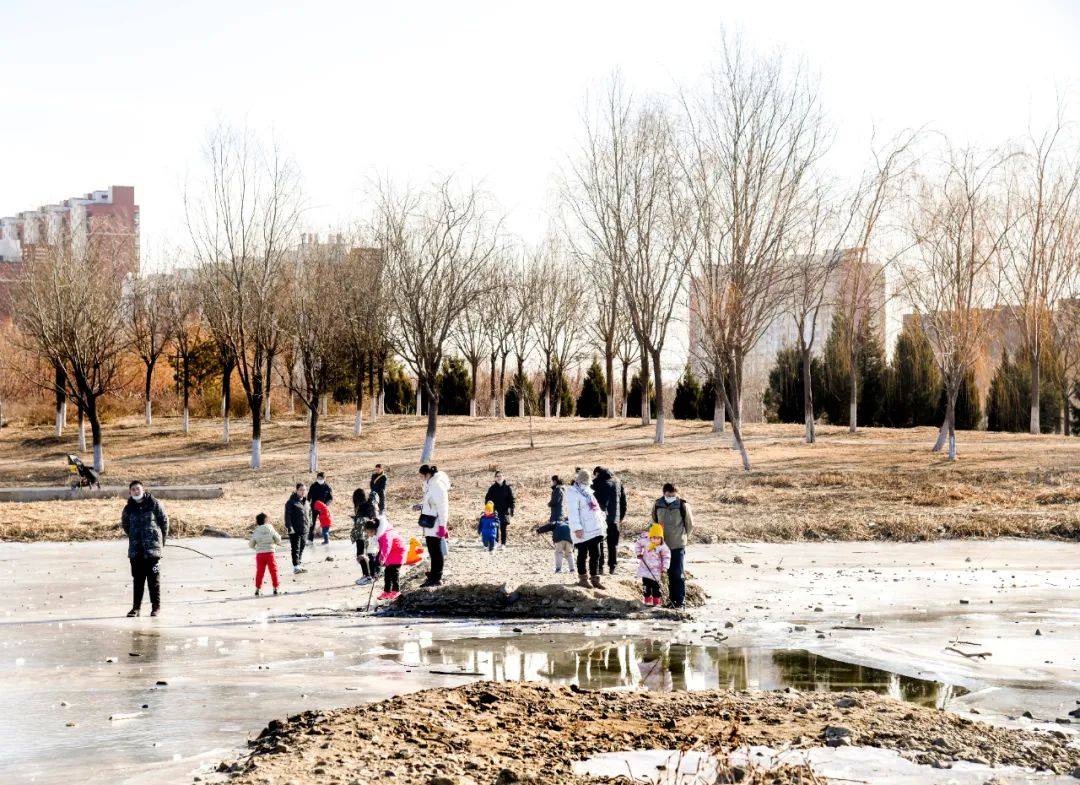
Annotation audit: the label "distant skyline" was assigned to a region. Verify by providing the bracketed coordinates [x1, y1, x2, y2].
[3, 0, 1079, 371]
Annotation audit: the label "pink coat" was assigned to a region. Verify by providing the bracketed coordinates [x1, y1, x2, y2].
[378, 528, 406, 566]
[634, 534, 671, 580]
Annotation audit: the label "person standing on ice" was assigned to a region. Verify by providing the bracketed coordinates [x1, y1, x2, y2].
[566, 468, 606, 589]
[484, 470, 515, 547]
[414, 464, 449, 587]
[121, 480, 169, 617]
[651, 482, 693, 610]
[306, 471, 333, 543]
[284, 482, 311, 574]
[591, 466, 627, 575]
[249, 512, 282, 596]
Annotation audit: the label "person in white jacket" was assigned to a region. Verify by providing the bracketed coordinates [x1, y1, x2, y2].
[566, 468, 606, 589]
[248, 512, 282, 596]
[414, 464, 450, 587]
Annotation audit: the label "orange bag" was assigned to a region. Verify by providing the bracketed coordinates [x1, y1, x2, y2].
[405, 537, 425, 566]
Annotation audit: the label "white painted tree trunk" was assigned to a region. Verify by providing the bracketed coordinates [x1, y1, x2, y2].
[379, 390, 385, 415]
[251, 438, 262, 469]
[353, 408, 363, 436]
[223, 413, 230, 444]
[145, 400, 152, 427]
[469, 398, 477, 417]
[55, 408, 64, 438]
[320, 394, 328, 416]
[78, 419, 86, 452]
[932, 419, 947, 452]
[555, 398, 562, 417]
[309, 441, 318, 472]
[92, 443, 104, 473]
[60, 400, 67, 428]
[421, 431, 435, 463]
[370, 396, 378, 422]
[1030, 401, 1040, 435]
[713, 401, 725, 433]
[490, 395, 497, 418]
[804, 412, 815, 444]
[517, 397, 523, 417]
[182, 407, 190, 434]
[544, 392, 551, 418]
[622, 398, 628, 418]
[415, 388, 422, 416]
[848, 400, 857, 434]
[221, 396, 226, 417]
[655, 413, 665, 444]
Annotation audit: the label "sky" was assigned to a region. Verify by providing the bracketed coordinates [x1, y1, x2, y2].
[2, 0, 1079, 368]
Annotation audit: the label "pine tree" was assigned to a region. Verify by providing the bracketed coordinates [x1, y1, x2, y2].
[382, 362, 415, 414]
[627, 373, 656, 419]
[576, 358, 608, 418]
[672, 364, 702, 420]
[505, 371, 537, 417]
[885, 322, 942, 427]
[763, 347, 825, 424]
[436, 357, 472, 415]
[820, 315, 887, 427]
[698, 374, 716, 421]
[936, 368, 981, 430]
[542, 363, 575, 416]
[987, 348, 1063, 433]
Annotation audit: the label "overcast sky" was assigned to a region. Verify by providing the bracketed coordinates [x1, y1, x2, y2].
[2, 0, 1078, 367]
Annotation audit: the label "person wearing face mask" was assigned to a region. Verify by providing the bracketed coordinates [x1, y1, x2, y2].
[650, 482, 694, 609]
[306, 472, 333, 543]
[121, 480, 169, 617]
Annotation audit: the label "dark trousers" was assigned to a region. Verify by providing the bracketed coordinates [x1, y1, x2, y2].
[575, 535, 603, 576]
[383, 565, 400, 593]
[288, 531, 305, 567]
[642, 577, 661, 599]
[307, 521, 316, 543]
[425, 536, 444, 583]
[605, 523, 620, 570]
[668, 547, 686, 607]
[482, 535, 496, 552]
[499, 514, 510, 545]
[130, 556, 161, 609]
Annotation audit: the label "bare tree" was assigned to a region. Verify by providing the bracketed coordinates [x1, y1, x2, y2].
[1051, 281, 1080, 435]
[13, 233, 130, 471]
[482, 265, 515, 417]
[187, 124, 301, 468]
[166, 269, 204, 434]
[1000, 116, 1080, 434]
[584, 251, 621, 418]
[454, 295, 489, 417]
[338, 244, 387, 435]
[614, 313, 637, 418]
[532, 238, 587, 417]
[375, 178, 500, 461]
[0, 322, 32, 428]
[280, 240, 346, 470]
[684, 37, 826, 467]
[126, 271, 175, 428]
[902, 145, 1013, 460]
[507, 253, 539, 417]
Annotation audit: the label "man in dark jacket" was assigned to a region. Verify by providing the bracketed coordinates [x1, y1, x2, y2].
[306, 472, 333, 543]
[369, 464, 387, 513]
[484, 470, 515, 547]
[592, 466, 627, 574]
[284, 483, 311, 574]
[121, 480, 169, 617]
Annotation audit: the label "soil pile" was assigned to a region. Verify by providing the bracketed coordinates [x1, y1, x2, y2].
[223, 681, 1080, 785]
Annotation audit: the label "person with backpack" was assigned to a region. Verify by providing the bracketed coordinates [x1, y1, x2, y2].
[284, 482, 311, 574]
[651, 482, 694, 609]
[484, 470, 515, 547]
[121, 480, 169, 617]
[567, 468, 606, 589]
[591, 466, 627, 574]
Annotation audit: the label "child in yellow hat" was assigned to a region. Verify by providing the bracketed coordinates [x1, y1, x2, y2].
[634, 522, 671, 607]
[477, 501, 501, 552]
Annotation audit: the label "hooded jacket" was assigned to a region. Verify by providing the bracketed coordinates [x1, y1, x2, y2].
[651, 496, 693, 550]
[377, 526, 406, 566]
[546, 483, 566, 522]
[313, 500, 333, 529]
[591, 468, 627, 527]
[477, 512, 501, 540]
[284, 493, 311, 536]
[633, 533, 671, 579]
[484, 480, 515, 518]
[421, 471, 451, 538]
[249, 522, 283, 554]
[121, 493, 169, 560]
[565, 481, 605, 542]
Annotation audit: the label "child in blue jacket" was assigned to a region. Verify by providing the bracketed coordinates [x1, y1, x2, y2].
[477, 502, 501, 552]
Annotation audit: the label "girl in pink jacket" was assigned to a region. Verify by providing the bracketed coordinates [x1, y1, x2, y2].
[634, 523, 671, 607]
[364, 519, 405, 600]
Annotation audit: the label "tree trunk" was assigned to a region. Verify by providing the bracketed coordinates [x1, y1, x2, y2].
[932, 418, 948, 452]
[605, 349, 615, 419]
[309, 403, 319, 472]
[498, 355, 509, 417]
[543, 358, 551, 418]
[722, 384, 750, 470]
[415, 384, 422, 416]
[639, 350, 651, 426]
[88, 399, 104, 473]
[222, 357, 233, 444]
[421, 393, 438, 462]
[1029, 350, 1040, 434]
[319, 394, 328, 417]
[801, 347, 815, 444]
[712, 368, 725, 433]
[250, 383, 264, 470]
[848, 354, 858, 434]
[144, 364, 154, 427]
[652, 350, 665, 444]
[78, 406, 86, 453]
[354, 359, 364, 437]
[263, 352, 274, 423]
[181, 362, 191, 435]
[368, 354, 378, 422]
[54, 365, 66, 437]
[946, 388, 958, 461]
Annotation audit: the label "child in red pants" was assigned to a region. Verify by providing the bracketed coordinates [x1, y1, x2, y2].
[312, 500, 333, 545]
[248, 512, 282, 595]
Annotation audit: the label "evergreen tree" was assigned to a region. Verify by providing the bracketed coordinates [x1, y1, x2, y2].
[820, 315, 887, 427]
[885, 322, 942, 427]
[382, 362, 415, 414]
[763, 347, 824, 424]
[504, 370, 537, 417]
[936, 368, 981, 430]
[672, 364, 702, 420]
[627, 372, 656, 419]
[1071, 379, 1080, 436]
[576, 357, 608, 418]
[436, 357, 471, 415]
[543, 363, 575, 416]
[698, 374, 717, 421]
[987, 349, 1062, 433]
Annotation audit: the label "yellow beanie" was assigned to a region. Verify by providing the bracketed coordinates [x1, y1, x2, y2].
[648, 523, 663, 539]
[485, 501, 494, 513]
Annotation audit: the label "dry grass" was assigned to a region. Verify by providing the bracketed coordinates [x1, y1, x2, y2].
[0, 414, 1077, 543]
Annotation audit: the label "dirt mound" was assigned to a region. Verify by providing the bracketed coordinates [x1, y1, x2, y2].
[224, 681, 1080, 785]
[390, 577, 700, 619]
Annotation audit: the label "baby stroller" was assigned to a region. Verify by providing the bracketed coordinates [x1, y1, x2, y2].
[67, 454, 100, 489]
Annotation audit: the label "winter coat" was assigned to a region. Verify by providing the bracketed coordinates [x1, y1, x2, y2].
[651, 496, 693, 550]
[352, 491, 377, 521]
[308, 480, 333, 507]
[313, 500, 333, 530]
[121, 494, 169, 560]
[421, 471, 451, 538]
[546, 484, 566, 522]
[565, 482, 605, 542]
[369, 472, 388, 513]
[633, 533, 671, 579]
[477, 512, 501, 540]
[249, 523, 282, 554]
[536, 520, 572, 544]
[484, 481, 515, 518]
[284, 493, 311, 536]
[591, 468, 627, 527]
[378, 527, 406, 567]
